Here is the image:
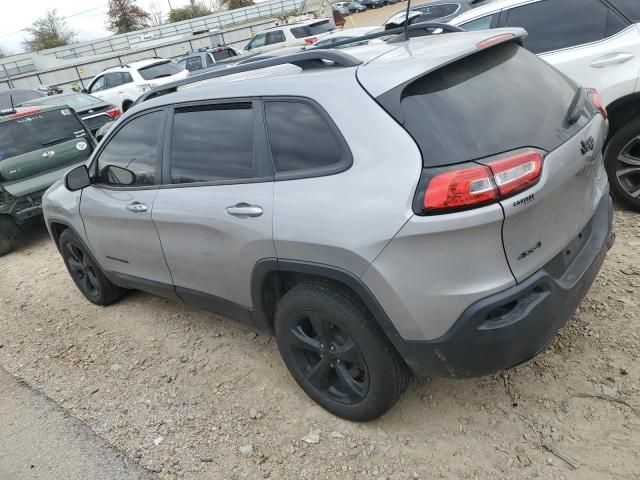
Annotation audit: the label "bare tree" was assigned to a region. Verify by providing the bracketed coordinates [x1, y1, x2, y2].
[23, 9, 75, 52]
[106, 0, 151, 34]
[149, 1, 165, 26]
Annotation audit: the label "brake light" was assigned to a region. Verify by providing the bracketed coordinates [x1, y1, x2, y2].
[587, 88, 607, 120]
[305, 37, 317, 44]
[476, 33, 516, 50]
[106, 107, 121, 119]
[419, 149, 543, 214]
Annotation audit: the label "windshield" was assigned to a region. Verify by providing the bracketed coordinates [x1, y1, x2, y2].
[0, 108, 90, 162]
[138, 61, 183, 80]
[19, 94, 102, 111]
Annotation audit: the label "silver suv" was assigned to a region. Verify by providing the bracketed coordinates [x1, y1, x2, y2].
[43, 28, 614, 421]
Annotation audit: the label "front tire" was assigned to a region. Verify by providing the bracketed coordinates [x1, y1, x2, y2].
[59, 229, 125, 305]
[275, 281, 408, 421]
[0, 215, 20, 257]
[604, 119, 640, 211]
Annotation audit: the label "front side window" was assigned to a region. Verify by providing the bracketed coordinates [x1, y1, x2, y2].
[505, 0, 628, 54]
[169, 104, 255, 184]
[89, 75, 106, 93]
[96, 111, 163, 186]
[248, 33, 267, 49]
[265, 100, 346, 175]
[461, 15, 494, 31]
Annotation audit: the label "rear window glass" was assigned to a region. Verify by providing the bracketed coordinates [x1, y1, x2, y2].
[609, 0, 640, 22]
[291, 20, 334, 38]
[382, 43, 582, 167]
[138, 61, 183, 80]
[0, 108, 90, 161]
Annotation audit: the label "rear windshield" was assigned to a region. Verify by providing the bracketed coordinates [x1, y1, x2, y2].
[0, 108, 90, 161]
[609, 0, 640, 21]
[137, 61, 183, 80]
[0, 90, 44, 110]
[381, 43, 584, 167]
[291, 20, 334, 38]
[20, 94, 101, 111]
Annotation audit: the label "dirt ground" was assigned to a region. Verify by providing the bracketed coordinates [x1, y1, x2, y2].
[0, 205, 639, 480]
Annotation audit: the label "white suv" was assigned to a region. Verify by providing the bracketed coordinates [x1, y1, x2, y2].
[244, 18, 337, 53]
[449, 0, 640, 210]
[84, 58, 188, 113]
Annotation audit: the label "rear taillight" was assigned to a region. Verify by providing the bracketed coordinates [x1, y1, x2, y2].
[417, 149, 544, 214]
[304, 37, 317, 44]
[106, 107, 121, 119]
[587, 88, 607, 120]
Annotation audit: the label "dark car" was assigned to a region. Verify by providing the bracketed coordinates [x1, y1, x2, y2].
[0, 89, 45, 110]
[19, 93, 121, 135]
[384, 0, 473, 28]
[359, 0, 384, 8]
[347, 2, 367, 12]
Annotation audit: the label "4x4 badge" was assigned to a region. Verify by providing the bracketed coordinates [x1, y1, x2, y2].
[581, 137, 595, 155]
[42, 150, 56, 158]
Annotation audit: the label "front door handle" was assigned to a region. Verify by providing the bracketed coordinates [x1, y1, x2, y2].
[590, 52, 634, 68]
[226, 203, 263, 218]
[127, 202, 148, 213]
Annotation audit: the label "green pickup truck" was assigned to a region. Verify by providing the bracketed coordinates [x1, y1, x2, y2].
[0, 105, 95, 256]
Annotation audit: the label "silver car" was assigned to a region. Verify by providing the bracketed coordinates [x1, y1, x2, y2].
[43, 28, 613, 421]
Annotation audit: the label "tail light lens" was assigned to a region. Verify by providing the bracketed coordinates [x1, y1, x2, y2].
[106, 107, 121, 119]
[587, 88, 607, 119]
[304, 37, 317, 44]
[417, 149, 544, 215]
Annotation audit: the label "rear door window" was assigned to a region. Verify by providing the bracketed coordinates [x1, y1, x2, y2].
[266, 31, 285, 45]
[504, 0, 628, 54]
[0, 108, 90, 162]
[379, 43, 586, 167]
[169, 104, 256, 184]
[138, 61, 183, 80]
[608, 0, 640, 22]
[105, 72, 124, 89]
[264, 100, 349, 176]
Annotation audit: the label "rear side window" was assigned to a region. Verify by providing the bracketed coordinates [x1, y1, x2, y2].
[608, 0, 640, 22]
[265, 100, 347, 175]
[0, 108, 90, 162]
[97, 111, 162, 186]
[169, 105, 254, 184]
[504, 0, 628, 54]
[291, 20, 334, 38]
[138, 61, 183, 80]
[212, 49, 234, 61]
[381, 43, 585, 167]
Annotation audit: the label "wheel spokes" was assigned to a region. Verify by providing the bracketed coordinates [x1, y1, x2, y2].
[306, 357, 332, 391]
[616, 166, 640, 180]
[334, 339, 363, 366]
[307, 312, 330, 345]
[335, 363, 366, 401]
[290, 326, 322, 353]
[67, 255, 83, 273]
[619, 138, 640, 166]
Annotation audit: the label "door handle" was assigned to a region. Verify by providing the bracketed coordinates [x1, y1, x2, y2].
[590, 52, 634, 68]
[126, 202, 148, 213]
[226, 203, 263, 218]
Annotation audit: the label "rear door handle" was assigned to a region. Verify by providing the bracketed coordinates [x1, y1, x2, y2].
[226, 203, 263, 218]
[126, 202, 148, 213]
[590, 52, 634, 68]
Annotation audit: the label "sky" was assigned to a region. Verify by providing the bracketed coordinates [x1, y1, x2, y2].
[0, 0, 204, 54]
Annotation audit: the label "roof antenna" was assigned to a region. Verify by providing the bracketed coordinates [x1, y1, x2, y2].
[9, 93, 16, 113]
[403, 0, 412, 41]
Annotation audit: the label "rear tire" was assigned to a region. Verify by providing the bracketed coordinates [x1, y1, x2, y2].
[59, 229, 125, 305]
[275, 281, 408, 421]
[0, 215, 20, 257]
[604, 119, 640, 211]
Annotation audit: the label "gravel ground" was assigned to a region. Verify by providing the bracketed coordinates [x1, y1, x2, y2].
[0, 206, 639, 480]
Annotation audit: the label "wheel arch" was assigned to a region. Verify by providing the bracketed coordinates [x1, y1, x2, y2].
[605, 92, 640, 144]
[251, 259, 407, 353]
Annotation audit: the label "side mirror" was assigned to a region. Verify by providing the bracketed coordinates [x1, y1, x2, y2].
[65, 165, 91, 191]
[104, 165, 136, 186]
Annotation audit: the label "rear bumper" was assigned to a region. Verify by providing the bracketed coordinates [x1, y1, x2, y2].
[399, 193, 614, 378]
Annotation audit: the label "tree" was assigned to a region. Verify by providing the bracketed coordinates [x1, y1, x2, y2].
[223, 0, 254, 10]
[167, 0, 212, 23]
[149, 1, 165, 26]
[106, 0, 151, 34]
[23, 9, 75, 52]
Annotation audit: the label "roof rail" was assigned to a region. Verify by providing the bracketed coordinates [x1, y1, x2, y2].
[136, 49, 361, 104]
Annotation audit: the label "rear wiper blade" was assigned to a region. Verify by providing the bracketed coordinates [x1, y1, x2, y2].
[41, 136, 76, 147]
[566, 87, 587, 126]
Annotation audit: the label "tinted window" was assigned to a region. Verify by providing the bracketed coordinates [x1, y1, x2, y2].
[609, 0, 640, 21]
[212, 49, 234, 61]
[137, 61, 183, 80]
[248, 33, 267, 49]
[97, 111, 163, 186]
[170, 105, 254, 184]
[105, 72, 124, 89]
[0, 89, 44, 109]
[0, 108, 91, 163]
[265, 101, 345, 174]
[505, 0, 627, 54]
[461, 15, 494, 31]
[291, 20, 334, 38]
[183, 56, 203, 72]
[266, 31, 285, 45]
[383, 43, 585, 167]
